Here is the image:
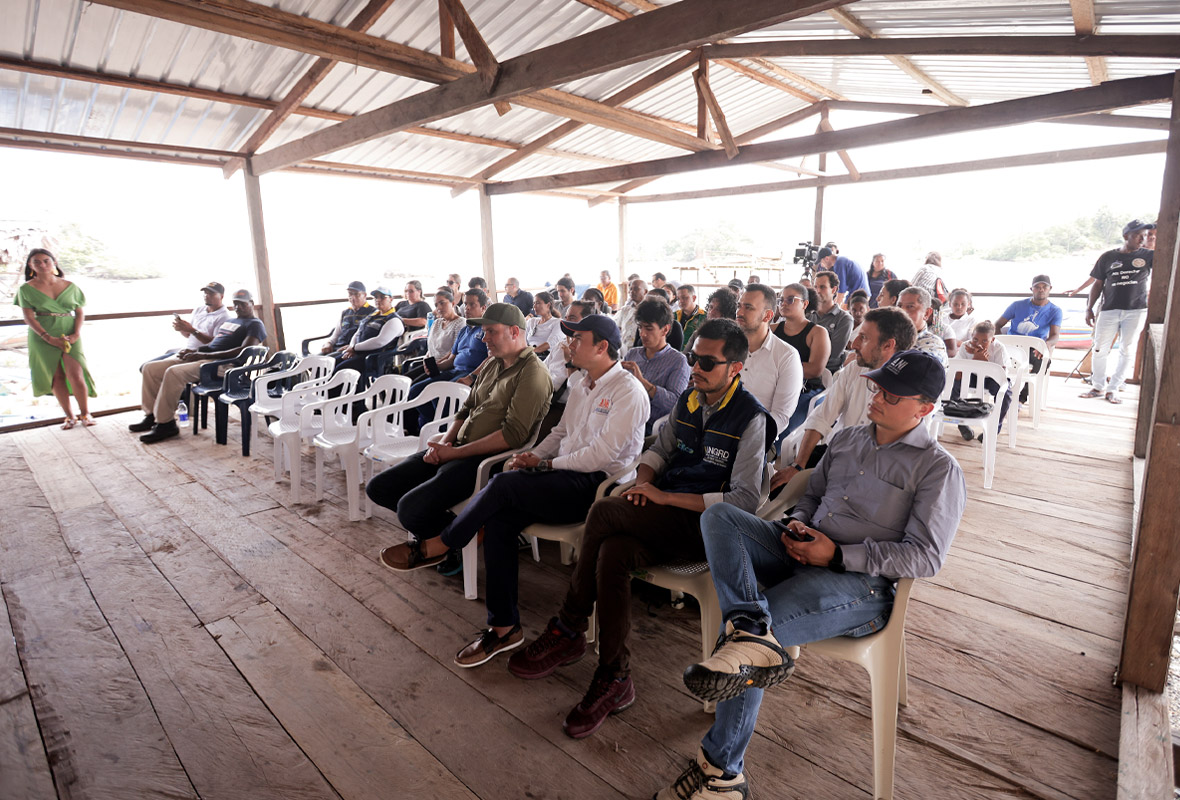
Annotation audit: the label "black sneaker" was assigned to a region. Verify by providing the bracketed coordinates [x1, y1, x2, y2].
[128, 414, 155, 432]
[455, 625, 524, 668]
[436, 548, 463, 577]
[507, 617, 587, 679]
[957, 424, 974, 441]
[139, 420, 180, 444]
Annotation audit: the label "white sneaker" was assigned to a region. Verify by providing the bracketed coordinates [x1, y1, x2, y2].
[654, 748, 748, 800]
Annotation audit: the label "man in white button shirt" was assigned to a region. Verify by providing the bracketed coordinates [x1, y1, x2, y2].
[736, 284, 803, 436]
[773, 306, 915, 489]
[438, 314, 650, 669]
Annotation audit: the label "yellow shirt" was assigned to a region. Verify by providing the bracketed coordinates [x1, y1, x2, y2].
[599, 281, 619, 309]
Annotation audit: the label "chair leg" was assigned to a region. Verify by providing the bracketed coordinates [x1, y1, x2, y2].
[530, 537, 541, 563]
[462, 539, 478, 600]
[558, 541, 574, 566]
[238, 402, 252, 457]
[363, 459, 374, 520]
[698, 580, 723, 714]
[273, 437, 285, 482]
[867, 653, 902, 800]
[201, 395, 209, 430]
[214, 401, 229, 446]
[192, 395, 202, 436]
[587, 603, 596, 645]
[898, 638, 908, 708]
[343, 452, 362, 522]
[289, 439, 303, 503]
[314, 447, 325, 503]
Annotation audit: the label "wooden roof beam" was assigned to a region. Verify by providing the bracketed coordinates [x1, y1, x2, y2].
[439, 0, 455, 59]
[694, 68, 739, 159]
[438, 0, 508, 111]
[252, 0, 850, 175]
[708, 35, 1180, 59]
[1070, 0, 1109, 86]
[817, 116, 858, 180]
[824, 99, 1170, 131]
[487, 72, 1174, 194]
[827, 6, 968, 107]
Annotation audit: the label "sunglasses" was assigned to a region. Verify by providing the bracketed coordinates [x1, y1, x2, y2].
[687, 352, 733, 371]
[779, 295, 803, 305]
[866, 382, 915, 405]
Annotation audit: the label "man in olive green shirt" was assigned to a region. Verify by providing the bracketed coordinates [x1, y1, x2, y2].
[368, 303, 553, 567]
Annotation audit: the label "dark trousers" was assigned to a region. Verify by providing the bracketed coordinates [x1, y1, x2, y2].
[558, 497, 705, 678]
[439, 469, 605, 628]
[365, 451, 484, 539]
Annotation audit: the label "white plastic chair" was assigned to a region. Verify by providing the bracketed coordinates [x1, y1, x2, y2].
[932, 360, 1009, 489]
[778, 387, 831, 465]
[249, 355, 335, 456]
[313, 374, 412, 521]
[804, 577, 916, 800]
[362, 382, 471, 519]
[269, 369, 360, 503]
[995, 334, 1050, 428]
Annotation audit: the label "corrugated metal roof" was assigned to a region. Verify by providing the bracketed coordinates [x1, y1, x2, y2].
[1, 0, 1178, 193]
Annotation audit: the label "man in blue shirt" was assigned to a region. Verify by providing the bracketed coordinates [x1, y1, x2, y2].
[502, 277, 535, 317]
[994, 274, 1062, 403]
[816, 246, 869, 305]
[655, 349, 965, 800]
[132, 289, 267, 444]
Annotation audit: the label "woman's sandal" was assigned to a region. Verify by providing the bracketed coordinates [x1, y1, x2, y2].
[61, 417, 78, 430]
[81, 414, 98, 427]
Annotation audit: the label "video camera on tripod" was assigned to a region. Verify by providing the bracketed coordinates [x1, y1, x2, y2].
[793, 241, 820, 281]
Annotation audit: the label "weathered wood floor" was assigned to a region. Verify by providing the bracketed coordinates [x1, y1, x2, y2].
[0, 376, 1134, 799]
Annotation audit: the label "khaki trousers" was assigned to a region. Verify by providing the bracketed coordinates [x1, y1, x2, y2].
[140, 356, 206, 423]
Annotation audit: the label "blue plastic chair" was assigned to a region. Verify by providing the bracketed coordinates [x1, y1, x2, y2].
[217, 350, 298, 455]
[190, 346, 268, 437]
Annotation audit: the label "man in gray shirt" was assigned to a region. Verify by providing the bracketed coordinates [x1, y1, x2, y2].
[808, 269, 854, 373]
[656, 349, 965, 800]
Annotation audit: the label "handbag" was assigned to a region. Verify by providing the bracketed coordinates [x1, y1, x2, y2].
[942, 397, 993, 418]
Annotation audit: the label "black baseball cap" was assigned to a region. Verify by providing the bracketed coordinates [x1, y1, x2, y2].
[201, 282, 225, 295]
[863, 349, 946, 400]
[346, 280, 368, 295]
[1123, 219, 1156, 237]
[560, 314, 622, 350]
[817, 247, 834, 260]
[1031, 275, 1052, 287]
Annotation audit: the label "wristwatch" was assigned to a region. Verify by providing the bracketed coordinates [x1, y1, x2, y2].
[787, 462, 804, 472]
[828, 543, 846, 573]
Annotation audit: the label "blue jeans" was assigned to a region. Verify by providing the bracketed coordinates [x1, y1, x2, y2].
[1091, 307, 1146, 392]
[697, 503, 895, 776]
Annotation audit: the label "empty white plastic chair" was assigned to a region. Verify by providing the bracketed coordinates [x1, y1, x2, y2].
[249, 355, 336, 456]
[994, 334, 1050, 428]
[270, 369, 360, 503]
[931, 360, 1008, 489]
[313, 374, 411, 521]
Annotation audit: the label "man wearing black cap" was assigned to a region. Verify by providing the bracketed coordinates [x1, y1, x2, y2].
[143, 282, 229, 366]
[995, 275, 1062, 403]
[383, 315, 650, 668]
[655, 349, 965, 800]
[320, 281, 373, 356]
[1081, 219, 1155, 403]
[369, 302, 553, 568]
[132, 289, 267, 443]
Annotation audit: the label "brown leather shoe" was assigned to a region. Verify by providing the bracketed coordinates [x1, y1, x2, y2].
[455, 625, 523, 668]
[379, 540, 446, 572]
[562, 670, 635, 739]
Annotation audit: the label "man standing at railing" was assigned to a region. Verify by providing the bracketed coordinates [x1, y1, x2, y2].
[507, 319, 775, 741]
[130, 289, 266, 444]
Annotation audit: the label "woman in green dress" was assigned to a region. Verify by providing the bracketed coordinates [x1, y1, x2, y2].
[14, 249, 97, 428]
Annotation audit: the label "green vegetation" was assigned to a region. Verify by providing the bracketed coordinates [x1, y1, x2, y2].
[982, 207, 1156, 261]
[662, 220, 754, 262]
[54, 222, 161, 279]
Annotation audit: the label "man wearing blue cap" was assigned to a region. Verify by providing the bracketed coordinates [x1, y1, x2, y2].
[383, 314, 650, 668]
[320, 281, 373, 356]
[655, 349, 966, 800]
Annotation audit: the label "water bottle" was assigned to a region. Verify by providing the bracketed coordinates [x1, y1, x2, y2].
[177, 401, 189, 423]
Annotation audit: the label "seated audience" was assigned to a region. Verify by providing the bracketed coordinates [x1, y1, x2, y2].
[552, 276, 576, 318]
[772, 282, 831, 435]
[865, 254, 895, 308]
[634, 289, 684, 351]
[582, 287, 607, 315]
[726, 278, 744, 296]
[876, 278, 909, 309]
[815, 246, 869, 305]
[807, 270, 854, 373]
[387, 315, 649, 669]
[846, 289, 870, 348]
[396, 281, 432, 329]
[597, 270, 619, 312]
[614, 278, 647, 348]
[131, 289, 266, 443]
[446, 274, 463, 303]
[526, 291, 562, 357]
[951, 319, 1013, 441]
[911, 251, 947, 301]
[993, 274, 1061, 403]
[537, 299, 596, 441]
[403, 288, 489, 435]
[371, 302, 553, 569]
[651, 271, 680, 292]
[620, 299, 691, 435]
[659, 349, 964, 800]
[334, 287, 406, 376]
[747, 274, 760, 285]
[686, 288, 739, 352]
[508, 319, 776, 740]
[145, 281, 230, 365]
[675, 284, 707, 350]
[775, 306, 916, 488]
[736, 284, 802, 437]
[941, 288, 975, 358]
[502, 277, 534, 317]
[403, 289, 464, 380]
[898, 286, 948, 365]
[316, 281, 374, 357]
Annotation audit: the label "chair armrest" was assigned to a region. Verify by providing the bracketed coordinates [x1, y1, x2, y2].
[596, 458, 643, 500]
[301, 331, 333, 357]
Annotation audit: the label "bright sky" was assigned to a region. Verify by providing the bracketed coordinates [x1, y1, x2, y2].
[0, 108, 1166, 309]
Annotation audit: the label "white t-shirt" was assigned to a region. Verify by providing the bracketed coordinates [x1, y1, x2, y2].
[187, 304, 230, 349]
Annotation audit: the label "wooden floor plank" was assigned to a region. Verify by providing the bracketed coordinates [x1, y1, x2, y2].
[0, 580, 57, 800]
[208, 602, 478, 800]
[15, 428, 104, 513]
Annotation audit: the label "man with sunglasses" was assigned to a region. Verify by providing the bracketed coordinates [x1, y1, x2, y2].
[655, 349, 965, 800]
[508, 319, 776, 741]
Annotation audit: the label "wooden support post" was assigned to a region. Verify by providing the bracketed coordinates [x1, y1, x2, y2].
[478, 184, 496, 291]
[618, 200, 628, 283]
[1119, 69, 1180, 692]
[438, 0, 455, 59]
[812, 117, 826, 245]
[696, 50, 711, 143]
[242, 164, 281, 351]
[694, 68, 739, 159]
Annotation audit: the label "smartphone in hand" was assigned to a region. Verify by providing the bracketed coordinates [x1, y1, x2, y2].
[772, 519, 815, 542]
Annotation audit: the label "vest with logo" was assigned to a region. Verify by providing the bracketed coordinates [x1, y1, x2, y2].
[661, 378, 776, 495]
[335, 304, 372, 347]
[355, 309, 399, 344]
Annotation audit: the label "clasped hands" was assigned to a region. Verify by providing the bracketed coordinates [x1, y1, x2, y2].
[423, 440, 460, 465]
[506, 452, 541, 471]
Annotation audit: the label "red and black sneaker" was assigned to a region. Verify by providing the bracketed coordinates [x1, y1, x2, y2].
[563, 669, 635, 739]
[507, 617, 586, 680]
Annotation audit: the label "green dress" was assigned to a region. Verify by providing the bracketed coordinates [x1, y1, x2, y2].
[14, 282, 97, 398]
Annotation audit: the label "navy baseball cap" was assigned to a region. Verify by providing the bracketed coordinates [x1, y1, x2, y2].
[560, 314, 622, 350]
[817, 246, 834, 260]
[863, 349, 946, 399]
[346, 280, 367, 295]
[1123, 219, 1156, 237]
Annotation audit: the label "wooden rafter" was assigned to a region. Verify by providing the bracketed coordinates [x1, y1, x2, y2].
[824, 99, 1170, 131]
[252, 0, 847, 175]
[827, 6, 968, 107]
[1069, 0, 1109, 86]
[438, 0, 504, 101]
[696, 51, 712, 143]
[486, 72, 1173, 194]
[817, 116, 859, 180]
[439, 0, 456, 59]
[0, 126, 241, 161]
[709, 35, 1180, 60]
[84, 0, 720, 160]
[694, 69, 739, 159]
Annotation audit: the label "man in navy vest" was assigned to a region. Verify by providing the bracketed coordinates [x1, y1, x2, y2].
[507, 318, 776, 741]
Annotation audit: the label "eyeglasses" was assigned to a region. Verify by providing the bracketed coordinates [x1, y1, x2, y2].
[779, 295, 803, 306]
[687, 352, 733, 371]
[866, 382, 914, 405]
